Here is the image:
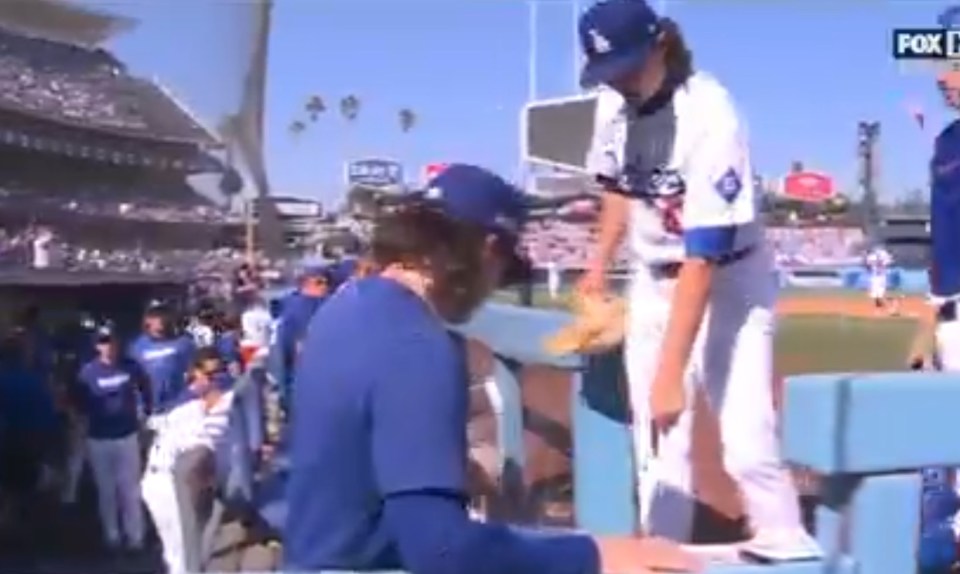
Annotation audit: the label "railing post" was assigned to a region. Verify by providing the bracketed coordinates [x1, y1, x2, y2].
[489, 354, 527, 520]
[573, 350, 635, 535]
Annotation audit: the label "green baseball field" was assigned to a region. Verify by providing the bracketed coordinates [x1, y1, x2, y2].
[495, 287, 923, 374]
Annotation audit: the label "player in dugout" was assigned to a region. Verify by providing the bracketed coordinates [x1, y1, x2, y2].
[275, 265, 332, 414]
[282, 164, 698, 574]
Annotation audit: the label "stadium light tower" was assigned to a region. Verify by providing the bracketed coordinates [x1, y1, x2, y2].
[528, 0, 538, 102]
[858, 120, 881, 233]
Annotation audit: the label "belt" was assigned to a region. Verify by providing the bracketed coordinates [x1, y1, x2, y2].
[938, 301, 957, 323]
[650, 246, 756, 280]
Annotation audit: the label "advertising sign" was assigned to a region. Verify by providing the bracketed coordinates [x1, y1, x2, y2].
[781, 171, 835, 202]
[346, 158, 404, 189]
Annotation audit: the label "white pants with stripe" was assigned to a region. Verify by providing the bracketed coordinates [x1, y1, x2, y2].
[624, 253, 813, 550]
[142, 468, 185, 574]
[87, 433, 144, 547]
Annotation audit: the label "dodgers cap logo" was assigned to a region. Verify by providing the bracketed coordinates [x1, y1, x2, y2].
[578, 0, 661, 88]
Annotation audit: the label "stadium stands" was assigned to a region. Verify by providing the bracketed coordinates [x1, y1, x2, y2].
[0, 27, 213, 142]
[522, 217, 866, 271]
[0, 25, 270, 283]
[767, 226, 866, 267]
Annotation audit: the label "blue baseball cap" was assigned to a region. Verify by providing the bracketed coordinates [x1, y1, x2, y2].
[329, 258, 359, 289]
[939, 5, 960, 28]
[94, 323, 116, 343]
[299, 265, 332, 284]
[418, 163, 531, 285]
[578, 0, 662, 89]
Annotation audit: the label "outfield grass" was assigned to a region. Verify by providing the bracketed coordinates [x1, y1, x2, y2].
[775, 316, 916, 375]
[494, 287, 918, 374]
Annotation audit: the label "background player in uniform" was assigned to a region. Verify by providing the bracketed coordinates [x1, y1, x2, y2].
[75, 324, 147, 552]
[283, 163, 697, 574]
[141, 347, 234, 574]
[907, 8, 960, 538]
[128, 301, 195, 428]
[575, 0, 819, 557]
[240, 295, 273, 367]
[275, 266, 331, 415]
[864, 244, 893, 312]
[547, 259, 562, 301]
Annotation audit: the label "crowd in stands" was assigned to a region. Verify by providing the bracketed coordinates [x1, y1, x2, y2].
[0, 225, 295, 283]
[523, 218, 631, 270]
[767, 226, 865, 267]
[0, 27, 208, 141]
[0, 187, 240, 224]
[522, 217, 867, 270]
[0, 211, 872, 278]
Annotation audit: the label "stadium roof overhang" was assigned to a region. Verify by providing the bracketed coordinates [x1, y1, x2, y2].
[0, 0, 136, 46]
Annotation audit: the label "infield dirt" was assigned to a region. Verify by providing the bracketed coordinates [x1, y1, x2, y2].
[777, 294, 927, 319]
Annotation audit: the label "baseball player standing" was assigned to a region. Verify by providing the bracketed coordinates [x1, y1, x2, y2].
[240, 296, 273, 367]
[76, 324, 148, 552]
[864, 244, 893, 312]
[574, 0, 820, 557]
[547, 259, 562, 301]
[128, 302, 196, 428]
[907, 9, 960, 537]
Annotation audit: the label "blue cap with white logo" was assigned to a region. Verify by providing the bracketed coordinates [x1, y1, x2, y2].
[423, 164, 527, 239]
[419, 163, 531, 285]
[578, 0, 662, 88]
[94, 322, 116, 343]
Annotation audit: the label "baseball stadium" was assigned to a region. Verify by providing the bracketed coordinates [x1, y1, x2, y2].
[0, 1, 951, 574]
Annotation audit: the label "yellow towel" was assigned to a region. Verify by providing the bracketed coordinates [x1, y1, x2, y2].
[544, 292, 626, 355]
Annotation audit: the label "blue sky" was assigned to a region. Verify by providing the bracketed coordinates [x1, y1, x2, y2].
[94, 0, 958, 207]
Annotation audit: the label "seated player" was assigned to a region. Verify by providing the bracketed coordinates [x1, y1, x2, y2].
[283, 164, 697, 574]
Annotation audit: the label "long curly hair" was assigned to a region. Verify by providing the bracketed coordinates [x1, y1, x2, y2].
[369, 201, 491, 324]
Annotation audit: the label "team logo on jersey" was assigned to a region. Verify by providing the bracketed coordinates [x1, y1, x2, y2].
[714, 168, 742, 203]
[647, 168, 685, 197]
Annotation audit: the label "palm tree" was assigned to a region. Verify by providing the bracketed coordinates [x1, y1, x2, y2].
[305, 95, 326, 122]
[340, 95, 360, 122]
[339, 95, 361, 169]
[398, 108, 416, 133]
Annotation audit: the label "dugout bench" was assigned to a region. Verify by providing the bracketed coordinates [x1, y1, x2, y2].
[171, 303, 951, 574]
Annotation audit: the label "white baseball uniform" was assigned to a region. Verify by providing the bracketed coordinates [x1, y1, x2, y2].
[241, 303, 274, 362]
[546, 260, 561, 300]
[586, 73, 818, 555]
[865, 247, 892, 301]
[142, 387, 234, 574]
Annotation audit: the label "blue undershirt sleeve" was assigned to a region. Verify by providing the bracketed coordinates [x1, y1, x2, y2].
[383, 493, 601, 574]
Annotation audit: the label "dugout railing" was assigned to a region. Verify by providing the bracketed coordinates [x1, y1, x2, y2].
[172, 303, 953, 574]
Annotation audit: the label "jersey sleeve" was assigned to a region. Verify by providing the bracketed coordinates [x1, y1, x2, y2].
[680, 90, 756, 259]
[371, 332, 468, 497]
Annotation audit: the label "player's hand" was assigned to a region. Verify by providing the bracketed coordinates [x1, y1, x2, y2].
[577, 265, 607, 296]
[650, 370, 686, 432]
[595, 535, 701, 573]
